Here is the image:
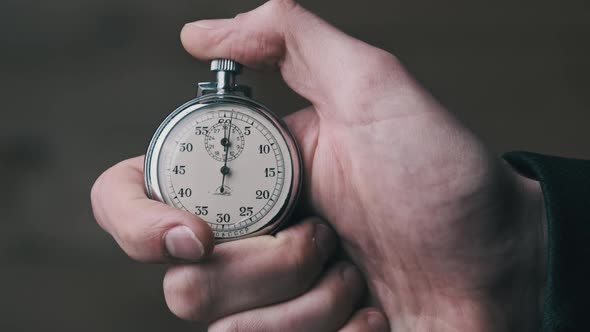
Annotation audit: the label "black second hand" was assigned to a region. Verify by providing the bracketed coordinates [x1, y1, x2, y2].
[220, 114, 233, 193]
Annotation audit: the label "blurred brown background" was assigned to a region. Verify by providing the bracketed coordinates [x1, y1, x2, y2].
[0, 0, 588, 331]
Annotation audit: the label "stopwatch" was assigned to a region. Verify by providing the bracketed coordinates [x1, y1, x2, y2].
[144, 59, 302, 242]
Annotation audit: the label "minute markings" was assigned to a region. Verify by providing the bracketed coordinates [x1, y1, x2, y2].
[161, 107, 287, 235]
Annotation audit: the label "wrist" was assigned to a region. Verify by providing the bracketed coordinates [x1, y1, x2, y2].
[496, 163, 547, 331]
[432, 169, 546, 332]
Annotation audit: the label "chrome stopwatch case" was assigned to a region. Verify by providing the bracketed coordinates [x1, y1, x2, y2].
[145, 59, 302, 242]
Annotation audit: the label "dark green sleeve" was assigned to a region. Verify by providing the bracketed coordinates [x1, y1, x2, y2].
[504, 152, 590, 332]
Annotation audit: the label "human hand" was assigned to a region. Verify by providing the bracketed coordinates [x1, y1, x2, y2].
[180, 1, 546, 331]
[91, 157, 389, 331]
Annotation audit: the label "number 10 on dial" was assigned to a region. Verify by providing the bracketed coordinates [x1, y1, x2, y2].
[144, 59, 302, 241]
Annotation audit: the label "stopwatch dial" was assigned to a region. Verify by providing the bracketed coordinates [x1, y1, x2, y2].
[204, 122, 245, 162]
[155, 103, 294, 239]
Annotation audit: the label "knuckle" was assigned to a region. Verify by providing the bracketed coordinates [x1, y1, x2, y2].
[211, 320, 241, 332]
[220, 1, 297, 68]
[210, 319, 261, 332]
[358, 309, 387, 332]
[222, 22, 283, 67]
[163, 266, 214, 322]
[288, 249, 312, 287]
[233, 12, 248, 20]
[353, 48, 402, 87]
[366, 50, 404, 86]
[277, 224, 319, 288]
[90, 165, 120, 228]
[337, 48, 407, 114]
[267, 0, 298, 12]
[322, 282, 343, 309]
[116, 224, 161, 262]
[89, 160, 131, 229]
[250, 32, 284, 65]
[256, 0, 302, 28]
[89, 170, 105, 205]
[89, 171, 106, 227]
[372, 48, 401, 70]
[320, 265, 361, 310]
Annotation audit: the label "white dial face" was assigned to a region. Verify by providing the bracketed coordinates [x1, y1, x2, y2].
[153, 103, 294, 239]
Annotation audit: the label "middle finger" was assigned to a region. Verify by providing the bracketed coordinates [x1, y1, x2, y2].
[163, 218, 337, 323]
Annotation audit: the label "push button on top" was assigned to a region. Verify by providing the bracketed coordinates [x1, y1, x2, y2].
[211, 59, 242, 74]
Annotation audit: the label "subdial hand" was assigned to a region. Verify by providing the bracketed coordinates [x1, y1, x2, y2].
[219, 116, 233, 193]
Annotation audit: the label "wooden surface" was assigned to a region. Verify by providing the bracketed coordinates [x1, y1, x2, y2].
[0, 0, 589, 331]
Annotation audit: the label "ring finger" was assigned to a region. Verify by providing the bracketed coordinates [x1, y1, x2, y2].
[209, 262, 380, 332]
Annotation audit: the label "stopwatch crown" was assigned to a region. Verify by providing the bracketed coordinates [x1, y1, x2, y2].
[211, 59, 242, 74]
[197, 59, 251, 97]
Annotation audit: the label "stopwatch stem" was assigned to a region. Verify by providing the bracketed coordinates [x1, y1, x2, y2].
[216, 71, 236, 92]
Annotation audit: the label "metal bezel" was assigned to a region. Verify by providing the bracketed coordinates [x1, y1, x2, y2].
[144, 93, 303, 243]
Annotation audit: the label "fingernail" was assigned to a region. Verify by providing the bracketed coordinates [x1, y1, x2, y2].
[367, 311, 388, 331]
[340, 264, 360, 285]
[186, 19, 232, 30]
[164, 226, 204, 261]
[314, 223, 336, 261]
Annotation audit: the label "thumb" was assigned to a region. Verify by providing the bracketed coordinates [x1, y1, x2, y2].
[180, 0, 415, 122]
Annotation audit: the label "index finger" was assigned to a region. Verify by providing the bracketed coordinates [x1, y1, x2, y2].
[180, 0, 405, 122]
[91, 156, 215, 263]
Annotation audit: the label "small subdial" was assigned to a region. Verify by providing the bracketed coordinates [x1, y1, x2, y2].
[204, 122, 245, 162]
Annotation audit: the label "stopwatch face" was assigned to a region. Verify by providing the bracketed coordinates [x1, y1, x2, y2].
[146, 99, 299, 240]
